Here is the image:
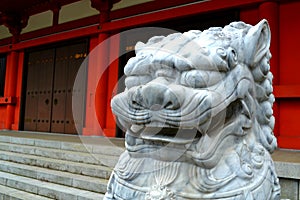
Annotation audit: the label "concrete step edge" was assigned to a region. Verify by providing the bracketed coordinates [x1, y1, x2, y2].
[0, 141, 119, 168]
[0, 184, 52, 200]
[0, 150, 112, 179]
[0, 134, 124, 156]
[0, 160, 108, 193]
[0, 171, 104, 200]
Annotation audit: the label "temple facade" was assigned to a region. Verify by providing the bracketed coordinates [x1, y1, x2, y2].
[0, 0, 299, 150]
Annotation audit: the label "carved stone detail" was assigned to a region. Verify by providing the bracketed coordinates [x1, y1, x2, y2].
[105, 20, 280, 200]
[145, 185, 176, 200]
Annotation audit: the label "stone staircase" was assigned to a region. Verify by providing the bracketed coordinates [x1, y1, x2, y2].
[0, 131, 125, 199]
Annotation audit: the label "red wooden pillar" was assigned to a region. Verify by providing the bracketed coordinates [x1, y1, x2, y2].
[2, 13, 27, 130]
[12, 51, 24, 130]
[83, 33, 119, 136]
[84, 0, 119, 136]
[95, 31, 110, 135]
[94, 0, 110, 136]
[83, 37, 101, 135]
[259, 1, 280, 137]
[4, 51, 19, 129]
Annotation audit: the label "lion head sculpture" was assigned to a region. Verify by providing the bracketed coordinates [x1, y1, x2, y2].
[105, 20, 280, 200]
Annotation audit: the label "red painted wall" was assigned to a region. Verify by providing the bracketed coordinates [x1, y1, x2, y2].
[241, 1, 300, 149]
[277, 1, 300, 149]
[280, 2, 300, 85]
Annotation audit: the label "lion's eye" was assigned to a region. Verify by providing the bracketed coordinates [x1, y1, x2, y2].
[180, 70, 225, 88]
[125, 75, 152, 89]
[228, 48, 238, 68]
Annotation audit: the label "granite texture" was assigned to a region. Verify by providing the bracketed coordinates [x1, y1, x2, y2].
[278, 178, 298, 200]
[106, 20, 280, 199]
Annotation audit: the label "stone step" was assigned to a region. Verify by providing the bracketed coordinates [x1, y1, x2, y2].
[0, 132, 123, 198]
[0, 185, 52, 200]
[0, 134, 124, 156]
[0, 160, 108, 193]
[0, 171, 104, 200]
[0, 150, 111, 179]
[0, 142, 119, 168]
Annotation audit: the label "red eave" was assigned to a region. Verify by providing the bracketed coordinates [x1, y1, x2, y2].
[0, 0, 268, 53]
[110, 0, 201, 20]
[104, 0, 265, 31]
[0, 25, 100, 53]
[0, 0, 80, 19]
[20, 15, 99, 42]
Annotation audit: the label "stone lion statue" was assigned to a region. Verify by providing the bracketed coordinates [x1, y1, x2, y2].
[105, 19, 280, 200]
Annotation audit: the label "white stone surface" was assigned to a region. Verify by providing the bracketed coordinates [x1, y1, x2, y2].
[107, 20, 280, 199]
[0, 141, 118, 167]
[0, 184, 52, 200]
[0, 132, 122, 199]
[0, 160, 108, 193]
[0, 149, 111, 179]
[0, 170, 103, 199]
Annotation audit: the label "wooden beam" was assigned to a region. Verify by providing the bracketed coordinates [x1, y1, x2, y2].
[102, 0, 265, 32]
[7, 25, 100, 52]
[0, 46, 11, 54]
[111, 0, 200, 20]
[20, 16, 99, 42]
[274, 85, 300, 98]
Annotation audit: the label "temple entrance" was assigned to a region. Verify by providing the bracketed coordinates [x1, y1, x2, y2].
[23, 41, 88, 134]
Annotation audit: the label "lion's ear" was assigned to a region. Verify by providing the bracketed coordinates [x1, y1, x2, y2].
[244, 19, 271, 65]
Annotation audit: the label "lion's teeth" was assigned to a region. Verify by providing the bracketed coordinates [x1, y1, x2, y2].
[241, 100, 251, 118]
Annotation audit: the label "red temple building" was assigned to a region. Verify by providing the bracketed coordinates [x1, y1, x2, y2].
[0, 0, 300, 198]
[1, 0, 300, 148]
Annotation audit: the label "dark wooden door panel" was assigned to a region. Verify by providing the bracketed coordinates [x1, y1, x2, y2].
[36, 49, 55, 132]
[51, 46, 68, 133]
[24, 51, 40, 131]
[65, 43, 87, 134]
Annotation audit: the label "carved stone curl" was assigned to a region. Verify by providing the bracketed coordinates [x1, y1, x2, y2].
[105, 20, 281, 200]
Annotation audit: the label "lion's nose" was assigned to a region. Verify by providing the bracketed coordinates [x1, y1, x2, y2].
[132, 83, 181, 110]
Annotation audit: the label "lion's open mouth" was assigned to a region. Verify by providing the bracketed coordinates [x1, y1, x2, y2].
[129, 126, 202, 144]
[125, 126, 202, 155]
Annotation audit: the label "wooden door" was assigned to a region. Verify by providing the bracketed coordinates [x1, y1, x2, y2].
[51, 42, 87, 134]
[24, 41, 87, 134]
[24, 49, 55, 131]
